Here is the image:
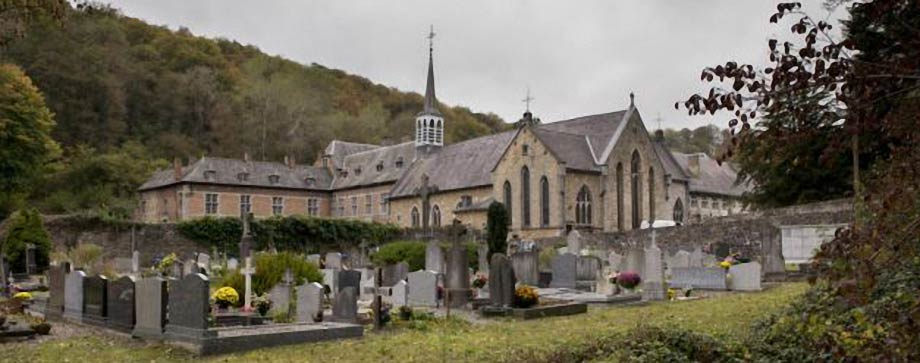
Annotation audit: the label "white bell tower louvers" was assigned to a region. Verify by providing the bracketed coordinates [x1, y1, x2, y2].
[416, 25, 444, 151]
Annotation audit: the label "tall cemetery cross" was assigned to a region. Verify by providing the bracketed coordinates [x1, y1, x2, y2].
[240, 212, 256, 310]
[416, 174, 439, 235]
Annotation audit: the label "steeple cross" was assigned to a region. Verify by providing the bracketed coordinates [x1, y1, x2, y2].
[522, 87, 535, 112]
[427, 25, 436, 52]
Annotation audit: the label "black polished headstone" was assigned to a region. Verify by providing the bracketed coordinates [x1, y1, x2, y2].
[330, 286, 358, 323]
[133, 277, 168, 339]
[489, 254, 516, 308]
[336, 270, 361, 295]
[165, 273, 213, 341]
[107, 276, 136, 332]
[83, 275, 109, 326]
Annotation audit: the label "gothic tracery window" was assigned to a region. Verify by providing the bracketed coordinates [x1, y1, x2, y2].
[576, 185, 592, 225]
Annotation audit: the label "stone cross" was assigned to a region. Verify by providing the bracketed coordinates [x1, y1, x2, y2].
[240, 212, 254, 259]
[415, 174, 439, 230]
[242, 256, 256, 310]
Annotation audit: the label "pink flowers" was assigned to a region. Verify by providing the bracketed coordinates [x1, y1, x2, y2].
[616, 271, 642, 289]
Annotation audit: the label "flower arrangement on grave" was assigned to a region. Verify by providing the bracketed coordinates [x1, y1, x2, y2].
[719, 260, 732, 270]
[512, 285, 539, 308]
[471, 274, 488, 289]
[667, 288, 677, 301]
[12, 292, 32, 301]
[252, 293, 272, 316]
[616, 271, 642, 290]
[213, 286, 239, 310]
[155, 253, 177, 275]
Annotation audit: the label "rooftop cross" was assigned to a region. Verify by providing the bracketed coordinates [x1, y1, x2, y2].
[427, 25, 436, 54]
[522, 87, 535, 112]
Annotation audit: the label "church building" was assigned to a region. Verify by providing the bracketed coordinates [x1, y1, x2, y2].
[137, 34, 746, 238]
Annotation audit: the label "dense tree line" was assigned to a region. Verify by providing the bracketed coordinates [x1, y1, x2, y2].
[0, 3, 507, 218]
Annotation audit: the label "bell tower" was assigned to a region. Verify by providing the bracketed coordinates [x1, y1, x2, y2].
[416, 25, 444, 153]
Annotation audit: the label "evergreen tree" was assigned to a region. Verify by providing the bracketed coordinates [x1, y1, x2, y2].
[486, 202, 508, 260]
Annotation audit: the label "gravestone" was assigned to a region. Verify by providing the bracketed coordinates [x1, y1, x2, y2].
[183, 258, 197, 276]
[381, 262, 409, 287]
[83, 275, 109, 326]
[642, 236, 666, 301]
[337, 270, 362, 298]
[359, 268, 376, 300]
[25, 244, 37, 275]
[388, 280, 408, 308]
[131, 250, 140, 273]
[133, 277, 168, 339]
[330, 286, 358, 323]
[46, 263, 69, 319]
[63, 270, 86, 321]
[701, 254, 718, 267]
[227, 258, 239, 270]
[0, 254, 9, 297]
[671, 250, 691, 269]
[550, 253, 577, 289]
[446, 242, 471, 308]
[714, 243, 731, 259]
[596, 266, 615, 295]
[729, 262, 762, 291]
[268, 283, 292, 315]
[624, 246, 645, 276]
[114, 258, 133, 273]
[425, 240, 445, 274]
[322, 269, 338, 295]
[608, 251, 624, 272]
[669, 267, 728, 290]
[566, 230, 582, 255]
[107, 276, 136, 333]
[296, 282, 324, 323]
[306, 254, 321, 267]
[325, 252, 344, 270]
[165, 273, 212, 340]
[171, 261, 183, 278]
[407, 270, 438, 306]
[576, 256, 602, 291]
[477, 245, 489, 274]
[511, 251, 539, 286]
[488, 254, 516, 307]
[689, 246, 704, 267]
[196, 253, 211, 274]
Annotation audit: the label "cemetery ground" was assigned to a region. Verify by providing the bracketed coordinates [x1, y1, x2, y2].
[1, 283, 805, 362]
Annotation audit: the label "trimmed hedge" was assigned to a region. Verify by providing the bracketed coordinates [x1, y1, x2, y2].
[177, 215, 401, 257]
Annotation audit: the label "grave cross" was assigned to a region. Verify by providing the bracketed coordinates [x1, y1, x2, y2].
[415, 174, 439, 231]
[242, 256, 256, 310]
[240, 212, 254, 259]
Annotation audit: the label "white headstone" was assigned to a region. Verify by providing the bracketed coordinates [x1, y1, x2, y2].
[642, 235, 666, 301]
[425, 241, 445, 274]
[671, 250, 691, 269]
[728, 262, 762, 291]
[387, 280, 408, 308]
[325, 252, 343, 270]
[269, 283, 291, 314]
[566, 230, 582, 256]
[407, 270, 438, 306]
[131, 251, 140, 273]
[296, 282, 324, 323]
[196, 253, 210, 274]
[359, 268, 376, 300]
[322, 268, 338, 295]
[306, 254, 321, 267]
[227, 258, 239, 270]
[689, 246, 704, 267]
[608, 251, 624, 272]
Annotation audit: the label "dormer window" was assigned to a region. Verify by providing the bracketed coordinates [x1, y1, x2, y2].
[305, 177, 316, 187]
[340, 170, 348, 178]
[268, 174, 280, 184]
[354, 167, 362, 176]
[395, 157, 404, 168]
[204, 170, 217, 180]
[237, 172, 249, 182]
[376, 162, 384, 172]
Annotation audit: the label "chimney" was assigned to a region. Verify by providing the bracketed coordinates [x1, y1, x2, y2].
[283, 155, 290, 167]
[688, 154, 701, 178]
[287, 154, 296, 168]
[654, 129, 665, 142]
[173, 157, 183, 181]
[243, 152, 250, 162]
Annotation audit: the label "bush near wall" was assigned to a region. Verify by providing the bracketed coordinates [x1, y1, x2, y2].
[222, 251, 323, 300]
[177, 215, 401, 257]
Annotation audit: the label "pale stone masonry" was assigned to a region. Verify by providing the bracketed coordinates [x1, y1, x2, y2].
[137, 38, 747, 237]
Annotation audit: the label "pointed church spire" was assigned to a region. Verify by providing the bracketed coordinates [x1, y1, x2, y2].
[421, 25, 440, 116]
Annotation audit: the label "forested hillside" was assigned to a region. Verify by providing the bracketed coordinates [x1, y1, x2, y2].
[2, 4, 507, 163]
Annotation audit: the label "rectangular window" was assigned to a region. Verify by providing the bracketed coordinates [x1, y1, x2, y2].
[307, 198, 319, 216]
[690, 198, 698, 208]
[351, 196, 358, 216]
[205, 193, 219, 215]
[272, 197, 284, 215]
[337, 198, 344, 216]
[380, 193, 388, 214]
[365, 194, 373, 215]
[702, 199, 710, 209]
[240, 195, 251, 216]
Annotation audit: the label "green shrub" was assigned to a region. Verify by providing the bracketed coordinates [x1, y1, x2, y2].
[222, 251, 322, 302]
[371, 241, 426, 270]
[2, 209, 52, 272]
[486, 202, 508, 259]
[604, 326, 744, 363]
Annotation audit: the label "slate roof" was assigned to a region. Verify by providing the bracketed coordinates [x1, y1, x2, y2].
[672, 152, 750, 197]
[531, 128, 600, 172]
[653, 141, 690, 181]
[537, 110, 628, 159]
[332, 142, 416, 190]
[454, 197, 495, 213]
[324, 140, 379, 170]
[138, 157, 333, 191]
[389, 130, 516, 198]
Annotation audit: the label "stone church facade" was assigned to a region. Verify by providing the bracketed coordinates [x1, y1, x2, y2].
[138, 41, 747, 238]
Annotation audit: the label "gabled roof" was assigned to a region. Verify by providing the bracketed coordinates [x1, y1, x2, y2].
[537, 110, 628, 160]
[531, 128, 600, 172]
[332, 142, 416, 190]
[653, 141, 690, 181]
[672, 152, 750, 197]
[389, 130, 516, 198]
[324, 140, 379, 169]
[138, 157, 333, 191]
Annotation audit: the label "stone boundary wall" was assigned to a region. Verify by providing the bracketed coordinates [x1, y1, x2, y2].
[534, 198, 854, 277]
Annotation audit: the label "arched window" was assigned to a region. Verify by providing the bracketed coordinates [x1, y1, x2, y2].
[576, 186, 592, 225]
[503, 180, 512, 224]
[631, 150, 641, 229]
[673, 198, 684, 224]
[616, 162, 624, 231]
[648, 167, 656, 220]
[431, 205, 441, 227]
[540, 176, 550, 227]
[521, 166, 531, 227]
[411, 207, 420, 227]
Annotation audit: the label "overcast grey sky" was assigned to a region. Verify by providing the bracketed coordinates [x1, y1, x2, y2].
[103, 1, 841, 130]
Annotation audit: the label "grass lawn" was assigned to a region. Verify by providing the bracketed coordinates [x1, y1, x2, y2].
[1, 283, 806, 363]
